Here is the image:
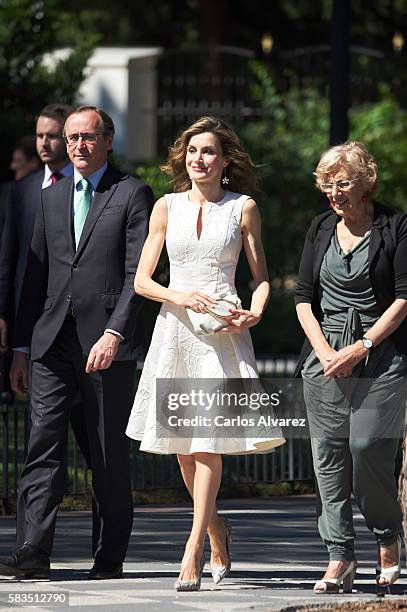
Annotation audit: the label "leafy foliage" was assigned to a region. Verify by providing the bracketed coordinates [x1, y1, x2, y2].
[134, 163, 170, 200]
[350, 88, 407, 210]
[241, 60, 330, 279]
[0, 0, 97, 177]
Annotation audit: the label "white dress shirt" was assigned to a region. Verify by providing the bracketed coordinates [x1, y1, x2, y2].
[42, 163, 73, 189]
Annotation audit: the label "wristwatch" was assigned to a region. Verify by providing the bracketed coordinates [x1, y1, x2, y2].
[361, 336, 374, 350]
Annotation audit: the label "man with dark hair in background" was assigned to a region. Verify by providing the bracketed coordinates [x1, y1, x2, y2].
[9, 136, 41, 182]
[0, 103, 74, 343]
[0, 135, 41, 263]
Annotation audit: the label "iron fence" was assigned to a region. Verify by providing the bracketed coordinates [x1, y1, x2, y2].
[0, 357, 313, 504]
[154, 44, 407, 158]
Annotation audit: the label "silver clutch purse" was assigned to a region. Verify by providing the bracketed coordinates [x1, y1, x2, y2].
[186, 294, 241, 336]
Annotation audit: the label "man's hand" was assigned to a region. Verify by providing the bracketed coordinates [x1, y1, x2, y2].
[85, 332, 120, 373]
[10, 351, 29, 395]
[0, 317, 8, 352]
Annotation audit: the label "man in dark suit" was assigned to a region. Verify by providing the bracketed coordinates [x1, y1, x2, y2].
[0, 135, 40, 241]
[0, 106, 154, 580]
[0, 104, 74, 348]
[0, 135, 40, 400]
[0, 104, 95, 523]
[9, 135, 41, 182]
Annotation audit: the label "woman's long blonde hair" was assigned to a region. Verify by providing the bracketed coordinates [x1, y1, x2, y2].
[161, 116, 259, 194]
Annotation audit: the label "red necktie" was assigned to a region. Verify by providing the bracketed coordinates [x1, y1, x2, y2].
[50, 172, 63, 184]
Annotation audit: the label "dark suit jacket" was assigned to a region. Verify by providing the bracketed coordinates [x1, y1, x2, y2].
[0, 169, 44, 324]
[294, 201, 407, 376]
[14, 164, 154, 361]
[0, 181, 12, 244]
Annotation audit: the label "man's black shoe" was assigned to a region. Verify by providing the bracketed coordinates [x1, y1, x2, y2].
[88, 562, 123, 580]
[0, 543, 50, 578]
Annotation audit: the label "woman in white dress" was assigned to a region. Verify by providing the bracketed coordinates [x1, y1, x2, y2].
[126, 116, 284, 591]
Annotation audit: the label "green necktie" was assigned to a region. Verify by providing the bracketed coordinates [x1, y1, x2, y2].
[74, 178, 91, 247]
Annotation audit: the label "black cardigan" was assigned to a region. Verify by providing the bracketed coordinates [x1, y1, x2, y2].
[294, 201, 407, 376]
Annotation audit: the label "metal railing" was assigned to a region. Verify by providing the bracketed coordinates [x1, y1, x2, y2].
[0, 357, 313, 504]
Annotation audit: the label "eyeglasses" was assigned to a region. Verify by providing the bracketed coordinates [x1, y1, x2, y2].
[63, 132, 103, 145]
[318, 179, 357, 193]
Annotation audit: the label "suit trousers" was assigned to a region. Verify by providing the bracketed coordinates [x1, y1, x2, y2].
[26, 359, 98, 551]
[17, 315, 136, 563]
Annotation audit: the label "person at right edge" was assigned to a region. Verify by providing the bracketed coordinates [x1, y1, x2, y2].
[294, 141, 407, 594]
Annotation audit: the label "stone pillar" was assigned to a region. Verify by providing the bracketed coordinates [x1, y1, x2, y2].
[128, 54, 161, 161]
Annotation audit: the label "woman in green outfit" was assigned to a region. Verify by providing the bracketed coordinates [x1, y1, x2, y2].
[295, 141, 407, 593]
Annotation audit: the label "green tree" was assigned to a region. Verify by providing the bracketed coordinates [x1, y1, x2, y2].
[350, 88, 407, 209]
[0, 0, 97, 179]
[241, 61, 329, 280]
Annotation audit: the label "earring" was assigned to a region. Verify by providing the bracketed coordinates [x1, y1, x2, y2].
[222, 169, 230, 186]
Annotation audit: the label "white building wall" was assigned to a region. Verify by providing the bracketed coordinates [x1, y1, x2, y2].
[46, 47, 162, 161]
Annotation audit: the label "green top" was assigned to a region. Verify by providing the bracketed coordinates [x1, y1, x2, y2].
[319, 230, 379, 333]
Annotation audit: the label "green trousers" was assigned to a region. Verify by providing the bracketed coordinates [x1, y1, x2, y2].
[303, 336, 406, 561]
[310, 435, 402, 560]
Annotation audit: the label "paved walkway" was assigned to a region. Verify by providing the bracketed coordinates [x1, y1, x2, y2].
[0, 496, 406, 610]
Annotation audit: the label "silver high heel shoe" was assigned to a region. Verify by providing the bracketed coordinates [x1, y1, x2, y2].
[313, 560, 357, 594]
[174, 554, 205, 592]
[210, 516, 232, 585]
[376, 536, 402, 589]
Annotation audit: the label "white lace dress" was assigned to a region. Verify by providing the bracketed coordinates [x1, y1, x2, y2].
[126, 191, 285, 454]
